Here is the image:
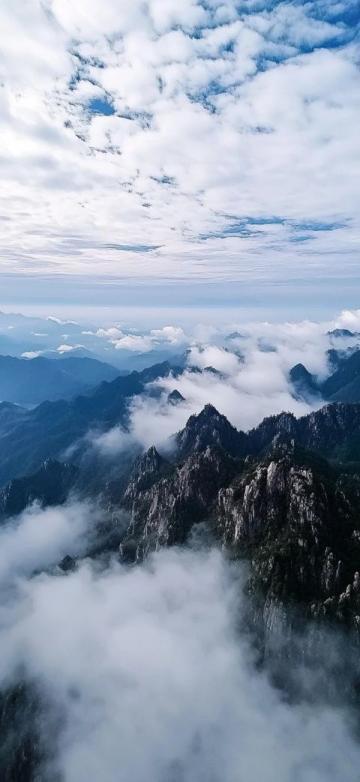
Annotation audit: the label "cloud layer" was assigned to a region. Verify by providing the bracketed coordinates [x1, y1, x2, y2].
[1, 541, 360, 781]
[93, 314, 340, 453]
[1, 1, 359, 287]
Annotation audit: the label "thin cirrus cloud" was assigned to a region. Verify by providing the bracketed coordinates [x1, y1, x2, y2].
[0, 0, 359, 288]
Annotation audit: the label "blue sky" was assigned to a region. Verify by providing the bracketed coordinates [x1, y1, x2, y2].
[0, 0, 359, 316]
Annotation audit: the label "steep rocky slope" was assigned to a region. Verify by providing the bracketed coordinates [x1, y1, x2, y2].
[118, 404, 360, 638]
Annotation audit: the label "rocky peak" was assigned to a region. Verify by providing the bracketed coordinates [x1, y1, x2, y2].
[298, 402, 360, 457]
[120, 444, 238, 560]
[123, 446, 169, 503]
[248, 411, 297, 454]
[289, 363, 319, 400]
[175, 403, 245, 458]
[167, 389, 185, 405]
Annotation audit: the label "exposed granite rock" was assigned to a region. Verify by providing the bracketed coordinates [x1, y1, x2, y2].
[175, 403, 246, 459]
[217, 454, 360, 630]
[118, 405, 360, 637]
[121, 445, 239, 560]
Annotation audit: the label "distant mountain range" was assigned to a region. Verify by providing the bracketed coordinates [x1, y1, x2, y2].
[0, 361, 176, 487]
[3, 343, 360, 490]
[0, 354, 121, 405]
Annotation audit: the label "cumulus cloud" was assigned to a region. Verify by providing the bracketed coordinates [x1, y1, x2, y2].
[1, 547, 359, 781]
[113, 334, 155, 352]
[21, 350, 44, 359]
[335, 309, 360, 331]
[0, 1, 359, 286]
[150, 325, 186, 345]
[93, 324, 187, 353]
[56, 343, 85, 353]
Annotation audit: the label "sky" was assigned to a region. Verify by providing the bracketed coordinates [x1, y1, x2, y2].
[1, 0, 360, 316]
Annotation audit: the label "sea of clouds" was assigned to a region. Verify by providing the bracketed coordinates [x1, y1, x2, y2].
[92, 309, 360, 455]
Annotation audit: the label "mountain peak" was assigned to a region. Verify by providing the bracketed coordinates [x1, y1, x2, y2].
[123, 446, 169, 502]
[176, 404, 245, 458]
[168, 389, 185, 405]
[289, 363, 319, 400]
[200, 402, 222, 417]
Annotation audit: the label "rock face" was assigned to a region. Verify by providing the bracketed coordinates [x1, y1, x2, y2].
[175, 403, 246, 459]
[118, 404, 360, 637]
[121, 444, 238, 559]
[248, 402, 360, 463]
[217, 454, 360, 630]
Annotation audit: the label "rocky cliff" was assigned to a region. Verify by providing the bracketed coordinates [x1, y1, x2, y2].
[118, 404, 360, 641]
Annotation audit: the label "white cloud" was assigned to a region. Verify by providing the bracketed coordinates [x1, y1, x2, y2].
[56, 343, 84, 353]
[0, 501, 92, 585]
[94, 323, 187, 352]
[21, 350, 43, 359]
[0, 548, 359, 780]
[48, 317, 78, 325]
[334, 309, 360, 331]
[124, 318, 333, 448]
[150, 325, 186, 345]
[0, 1, 358, 286]
[114, 334, 154, 352]
[91, 425, 136, 456]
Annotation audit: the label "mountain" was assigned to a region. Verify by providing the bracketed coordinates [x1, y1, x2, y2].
[0, 361, 176, 487]
[2, 399, 360, 780]
[327, 328, 357, 338]
[175, 403, 247, 458]
[0, 354, 121, 405]
[0, 460, 79, 520]
[289, 363, 320, 401]
[289, 348, 360, 404]
[117, 404, 360, 640]
[321, 350, 360, 402]
[167, 389, 185, 405]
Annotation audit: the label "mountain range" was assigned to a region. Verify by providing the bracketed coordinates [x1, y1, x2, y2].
[0, 361, 175, 487]
[0, 354, 122, 405]
[2, 397, 360, 638]
[2, 357, 360, 779]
